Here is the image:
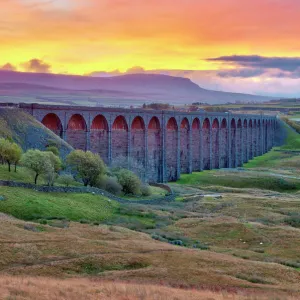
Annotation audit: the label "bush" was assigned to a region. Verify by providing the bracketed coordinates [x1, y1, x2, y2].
[57, 174, 75, 187]
[66, 150, 106, 186]
[114, 169, 141, 195]
[46, 146, 59, 156]
[104, 177, 122, 195]
[141, 184, 152, 197]
[285, 215, 300, 228]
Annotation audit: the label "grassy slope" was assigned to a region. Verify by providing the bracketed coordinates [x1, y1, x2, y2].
[0, 108, 72, 157]
[0, 187, 118, 222]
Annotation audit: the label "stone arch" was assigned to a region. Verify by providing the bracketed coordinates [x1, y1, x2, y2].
[243, 119, 248, 162]
[166, 117, 178, 181]
[202, 118, 211, 170]
[253, 120, 258, 157]
[212, 118, 219, 169]
[220, 118, 228, 168]
[148, 116, 161, 183]
[231, 118, 236, 167]
[192, 118, 201, 171]
[112, 115, 128, 161]
[257, 119, 262, 156]
[131, 116, 146, 178]
[236, 119, 242, 166]
[249, 119, 253, 159]
[67, 114, 87, 150]
[91, 115, 109, 164]
[180, 118, 190, 173]
[41, 113, 63, 138]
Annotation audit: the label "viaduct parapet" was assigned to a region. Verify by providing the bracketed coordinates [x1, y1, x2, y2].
[19, 103, 278, 183]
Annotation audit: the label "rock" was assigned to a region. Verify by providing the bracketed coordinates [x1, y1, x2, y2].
[23, 224, 38, 232]
[0, 196, 5, 201]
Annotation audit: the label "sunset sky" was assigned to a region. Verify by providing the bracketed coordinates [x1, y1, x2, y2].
[1, 0, 300, 96]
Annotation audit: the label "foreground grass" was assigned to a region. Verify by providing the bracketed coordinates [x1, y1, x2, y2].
[1, 276, 298, 300]
[0, 187, 118, 222]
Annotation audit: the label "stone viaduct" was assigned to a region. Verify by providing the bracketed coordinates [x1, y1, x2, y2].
[20, 103, 278, 183]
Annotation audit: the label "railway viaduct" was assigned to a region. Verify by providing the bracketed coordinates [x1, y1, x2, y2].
[20, 103, 278, 183]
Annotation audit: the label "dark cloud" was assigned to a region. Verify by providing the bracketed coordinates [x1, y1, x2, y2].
[0, 63, 17, 71]
[207, 55, 300, 72]
[21, 58, 51, 73]
[217, 68, 265, 78]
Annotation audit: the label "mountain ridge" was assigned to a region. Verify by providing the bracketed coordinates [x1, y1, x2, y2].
[0, 70, 274, 105]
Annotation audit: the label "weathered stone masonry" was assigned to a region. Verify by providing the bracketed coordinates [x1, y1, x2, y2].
[20, 103, 278, 183]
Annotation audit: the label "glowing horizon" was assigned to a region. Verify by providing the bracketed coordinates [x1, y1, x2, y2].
[1, 0, 300, 96]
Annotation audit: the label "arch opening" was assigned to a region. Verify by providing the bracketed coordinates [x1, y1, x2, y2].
[202, 118, 211, 170]
[148, 117, 162, 182]
[112, 115, 128, 162]
[180, 118, 190, 174]
[67, 114, 87, 150]
[91, 115, 109, 164]
[220, 118, 228, 168]
[212, 118, 219, 169]
[192, 118, 201, 171]
[166, 117, 178, 181]
[41, 113, 63, 138]
[131, 116, 146, 179]
[231, 119, 236, 167]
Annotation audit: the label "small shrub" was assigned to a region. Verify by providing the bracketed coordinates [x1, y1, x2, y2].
[114, 169, 141, 195]
[285, 215, 300, 228]
[39, 219, 47, 225]
[79, 219, 90, 224]
[46, 146, 59, 156]
[57, 174, 75, 187]
[141, 184, 152, 197]
[104, 176, 122, 195]
[93, 221, 100, 226]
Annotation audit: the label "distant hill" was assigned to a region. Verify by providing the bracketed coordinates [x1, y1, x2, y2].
[0, 70, 274, 106]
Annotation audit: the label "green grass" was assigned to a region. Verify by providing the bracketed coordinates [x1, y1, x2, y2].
[0, 186, 118, 222]
[122, 186, 167, 200]
[176, 170, 300, 192]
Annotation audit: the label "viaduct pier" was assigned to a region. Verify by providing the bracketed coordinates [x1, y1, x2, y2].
[20, 103, 278, 183]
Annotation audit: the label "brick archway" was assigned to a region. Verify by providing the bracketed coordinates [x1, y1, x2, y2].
[166, 117, 178, 181]
[202, 118, 211, 170]
[131, 116, 146, 177]
[148, 116, 161, 182]
[91, 115, 109, 163]
[220, 118, 228, 168]
[192, 118, 200, 171]
[67, 114, 87, 150]
[212, 118, 219, 169]
[112, 115, 128, 160]
[41, 113, 63, 138]
[180, 118, 190, 173]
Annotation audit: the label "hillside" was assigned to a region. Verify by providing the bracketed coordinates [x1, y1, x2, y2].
[0, 108, 72, 157]
[0, 70, 272, 106]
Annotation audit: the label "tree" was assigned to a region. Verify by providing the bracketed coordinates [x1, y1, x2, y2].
[114, 169, 141, 195]
[45, 151, 62, 186]
[0, 138, 22, 172]
[66, 150, 106, 186]
[20, 149, 61, 185]
[9, 142, 22, 172]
